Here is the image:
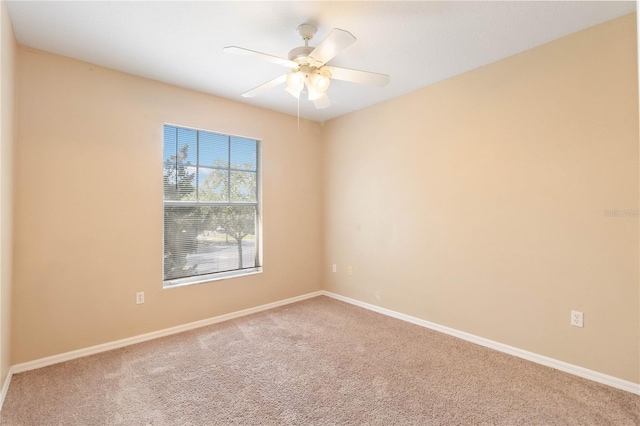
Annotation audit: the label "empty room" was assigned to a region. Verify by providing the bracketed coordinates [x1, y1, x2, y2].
[0, 0, 639, 424]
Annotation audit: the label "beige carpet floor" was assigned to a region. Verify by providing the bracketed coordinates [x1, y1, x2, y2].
[0, 296, 638, 425]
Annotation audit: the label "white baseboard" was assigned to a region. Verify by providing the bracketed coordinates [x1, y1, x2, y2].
[3, 288, 638, 413]
[321, 290, 640, 396]
[0, 366, 14, 411]
[1, 291, 318, 411]
[10, 291, 323, 376]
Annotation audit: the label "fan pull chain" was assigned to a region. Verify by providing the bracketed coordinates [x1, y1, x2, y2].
[297, 95, 300, 134]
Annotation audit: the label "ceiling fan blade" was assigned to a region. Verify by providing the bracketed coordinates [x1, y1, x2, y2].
[241, 74, 287, 98]
[308, 28, 356, 65]
[327, 66, 390, 87]
[313, 94, 331, 110]
[223, 46, 299, 69]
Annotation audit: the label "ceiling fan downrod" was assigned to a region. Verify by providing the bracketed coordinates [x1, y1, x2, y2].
[288, 24, 318, 65]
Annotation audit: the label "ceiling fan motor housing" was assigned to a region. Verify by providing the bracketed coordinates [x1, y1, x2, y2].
[288, 46, 314, 64]
[289, 24, 325, 67]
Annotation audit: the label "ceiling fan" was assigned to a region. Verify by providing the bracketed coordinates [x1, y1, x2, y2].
[223, 24, 390, 109]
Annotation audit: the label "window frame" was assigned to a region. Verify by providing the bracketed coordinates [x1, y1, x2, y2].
[162, 123, 263, 288]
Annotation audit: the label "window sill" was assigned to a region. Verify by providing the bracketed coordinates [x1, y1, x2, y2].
[163, 267, 263, 289]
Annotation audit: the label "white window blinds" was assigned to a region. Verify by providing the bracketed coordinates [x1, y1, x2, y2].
[163, 125, 261, 286]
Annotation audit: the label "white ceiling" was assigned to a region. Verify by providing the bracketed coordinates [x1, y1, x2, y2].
[6, 1, 637, 123]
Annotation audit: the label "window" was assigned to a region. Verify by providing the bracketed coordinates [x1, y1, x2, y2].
[163, 125, 261, 287]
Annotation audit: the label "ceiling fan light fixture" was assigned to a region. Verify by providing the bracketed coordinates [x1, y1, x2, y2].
[305, 79, 323, 101]
[310, 72, 331, 94]
[285, 71, 304, 98]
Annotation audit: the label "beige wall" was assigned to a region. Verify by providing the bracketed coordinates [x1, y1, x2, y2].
[0, 1, 16, 386]
[12, 47, 323, 364]
[322, 14, 640, 383]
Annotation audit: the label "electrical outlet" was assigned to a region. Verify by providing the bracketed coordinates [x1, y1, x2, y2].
[571, 310, 583, 327]
[348, 266, 353, 276]
[136, 292, 145, 305]
[332, 264, 337, 273]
